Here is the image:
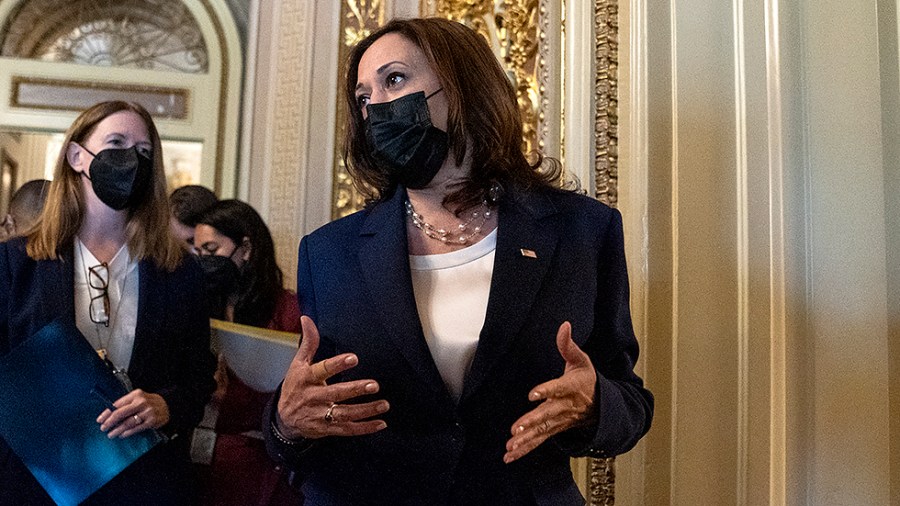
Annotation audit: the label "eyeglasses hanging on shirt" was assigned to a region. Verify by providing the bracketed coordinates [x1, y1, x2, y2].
[88, 263, 111, 327]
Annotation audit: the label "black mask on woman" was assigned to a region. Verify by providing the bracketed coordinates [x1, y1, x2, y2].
[197, 255, 241, 320]
[364, 89, 448, 189]
[79, 145, 153, 210]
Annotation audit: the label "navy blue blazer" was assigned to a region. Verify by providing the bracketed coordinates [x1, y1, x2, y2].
[266, 186, 653, 505]
[0, 237, 216, 505]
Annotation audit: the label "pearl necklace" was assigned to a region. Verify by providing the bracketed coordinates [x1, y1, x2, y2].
[405, 199, 492, 245]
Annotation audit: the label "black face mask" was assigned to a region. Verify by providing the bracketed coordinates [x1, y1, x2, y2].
[197, 254, 241, 320]
[80, 145, 153, 211]
[364, 89, 449, 189]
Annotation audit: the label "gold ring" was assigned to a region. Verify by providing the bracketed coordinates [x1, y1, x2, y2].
[324, 403, 337, 423]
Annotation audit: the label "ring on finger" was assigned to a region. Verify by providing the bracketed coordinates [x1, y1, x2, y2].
[133, 414, 142, 425]
[324, 403, 337, 423]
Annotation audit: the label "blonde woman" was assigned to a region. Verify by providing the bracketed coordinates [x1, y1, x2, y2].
[0, 101, 216, 505]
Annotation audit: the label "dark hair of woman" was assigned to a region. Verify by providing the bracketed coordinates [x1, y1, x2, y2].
[198, 199, 283, 328]
[342, 17, 561, 212]
[170, 185, 218, 227]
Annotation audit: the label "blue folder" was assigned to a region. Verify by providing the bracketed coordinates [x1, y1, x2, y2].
[0, 319, 163, 506]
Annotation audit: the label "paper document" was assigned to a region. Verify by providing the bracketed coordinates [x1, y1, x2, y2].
[0, 318, 164, 506]
[210, 319, 299, 392]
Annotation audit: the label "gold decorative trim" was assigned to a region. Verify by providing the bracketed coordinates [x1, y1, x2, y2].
[331, 0, 384, 220]
[537, 0, 552, 152]
[429, 1, 541, 157]
[10, 76, 191, 119]
[589, 456, 616, 505]
[593, 0, 617, 207]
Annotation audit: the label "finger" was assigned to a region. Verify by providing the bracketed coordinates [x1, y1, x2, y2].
[327, 419, 388, 437]
[101, 408, 134, 432]
[295, 315, 321, 364]
[100, 393, 143, 431]
[109, 413, 144, 439]
[504, 417, 566, 463]
[118, 412, 150, 438]
[111, 389, 142, 408]
[309, 353, 359, 384]
[504, 429, 551, 463]
[527, 375, 582, 403]
[319, 380, 381, 404]
[322, 400, 390, 424]
[508, 400, 570, 437]
[555, 321, 589, 367]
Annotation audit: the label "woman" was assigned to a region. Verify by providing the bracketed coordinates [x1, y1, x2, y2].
[194, 199, 300, 332]
[0, 101, 217, 504]
[267, 18, 654, 505]
[193, 199, 301, 505]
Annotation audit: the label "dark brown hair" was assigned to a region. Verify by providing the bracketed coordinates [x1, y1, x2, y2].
[27, 101, 184, 271]
[343, 17, 560, 211]
[170, 184, 218, 227]
[198, 199, 284, 328]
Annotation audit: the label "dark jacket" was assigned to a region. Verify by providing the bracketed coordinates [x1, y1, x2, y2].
[0, 237, 216, 505]
[265, 187, 654, 505]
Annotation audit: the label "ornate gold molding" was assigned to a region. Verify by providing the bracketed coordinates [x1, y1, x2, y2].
[594, 0, 618, 207]
[332, 0, 384, 219]
[429, 0, 541, 157]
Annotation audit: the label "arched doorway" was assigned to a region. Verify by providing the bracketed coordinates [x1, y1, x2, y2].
[0, 0, 242, 198]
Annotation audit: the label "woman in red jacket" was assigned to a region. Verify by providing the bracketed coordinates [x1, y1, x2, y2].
[194, 199, 301, 506]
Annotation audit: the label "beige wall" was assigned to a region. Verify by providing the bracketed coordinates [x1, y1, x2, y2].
[623, 0, 897, 504]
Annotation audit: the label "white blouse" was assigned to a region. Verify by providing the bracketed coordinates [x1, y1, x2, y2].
[74, 238, 140, 371]
[409, 228, 497, 402]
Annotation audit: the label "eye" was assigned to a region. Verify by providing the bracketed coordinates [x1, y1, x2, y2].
[356, 94, 370, 110]
[136, 145, 153, 158]
[385, 72, 405, 88]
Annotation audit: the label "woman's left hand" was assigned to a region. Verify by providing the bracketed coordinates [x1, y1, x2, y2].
[97, 389, 171, 438]
[504, 322, 596, 464]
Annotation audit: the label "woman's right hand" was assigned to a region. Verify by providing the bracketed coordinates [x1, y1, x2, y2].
[276, 315, 389, 440]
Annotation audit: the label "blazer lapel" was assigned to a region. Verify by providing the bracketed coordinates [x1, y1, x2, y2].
[127, 260, 156, 378]
[459, 189, 559, 404]
[357, 190, 450, 399]
[40, 255, 75, 326]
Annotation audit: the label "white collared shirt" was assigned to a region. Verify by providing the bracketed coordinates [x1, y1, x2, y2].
[409, 228, 497, 402]
[74, 238, 140, 371]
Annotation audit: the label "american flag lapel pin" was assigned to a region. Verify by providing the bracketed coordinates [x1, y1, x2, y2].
[520, 248, 537, 259]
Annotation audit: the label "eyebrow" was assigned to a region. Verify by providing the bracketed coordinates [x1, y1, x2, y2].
[355, 60, 408, 91]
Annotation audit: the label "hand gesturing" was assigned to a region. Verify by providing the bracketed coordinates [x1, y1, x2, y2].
[276, 316, 389, 440]
[504, 322, 597, 463]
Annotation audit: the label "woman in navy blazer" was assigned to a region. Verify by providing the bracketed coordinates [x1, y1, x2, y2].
[266, 18, 653, 505]
[0, 101, 216, 505]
